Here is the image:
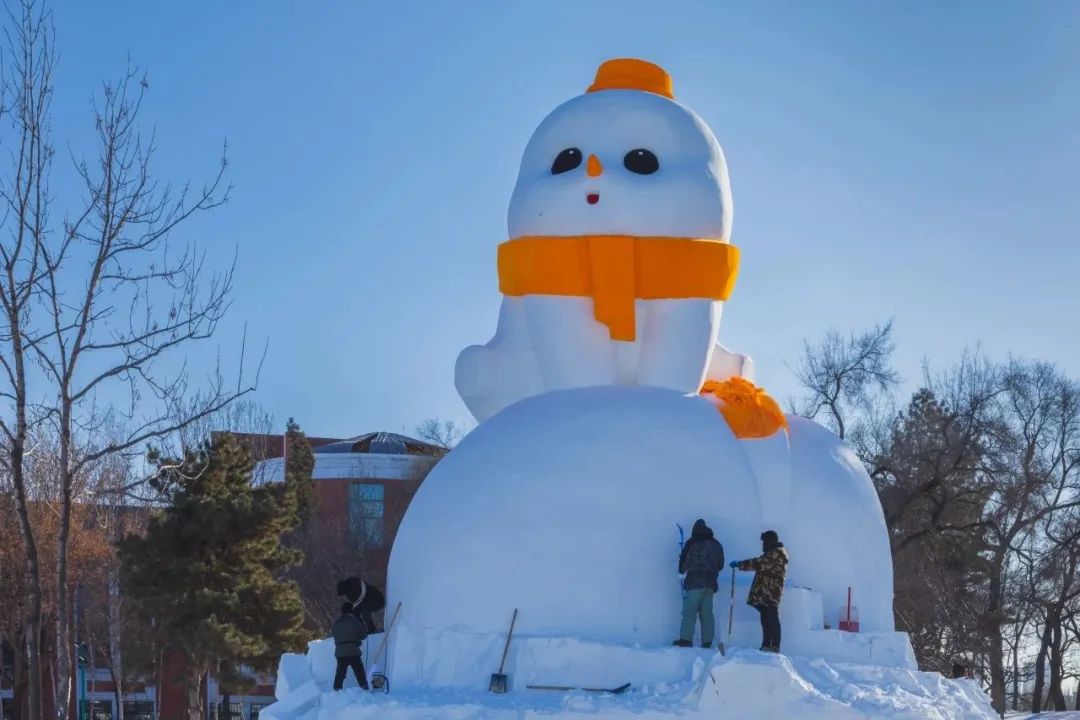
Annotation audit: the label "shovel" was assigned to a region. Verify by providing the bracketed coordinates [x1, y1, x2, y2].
[721, 566, 736, 655]
[369, 601, 401, 692]
[489, 608, 518, 693]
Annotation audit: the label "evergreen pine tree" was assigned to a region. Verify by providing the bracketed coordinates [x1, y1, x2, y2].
[119, 433, 309, 719]
[284, 418, 317, 526]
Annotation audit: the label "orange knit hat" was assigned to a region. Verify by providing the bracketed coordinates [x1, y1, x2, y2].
[587, 58, 674, 99]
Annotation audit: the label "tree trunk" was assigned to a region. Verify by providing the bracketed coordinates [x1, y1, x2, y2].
[108, 663, 123, 720]
[54, 577, 72, 720]
[20, 541, 43, 720]
[55, 409, 74, 720]
[108, 564, 124, 720]
[10, 419, 43, 720]
[185, 666, 204, 720]
[986, 572, 1007, 717]
[1048, 617, 1066, 710]
[13, 630, 27, 720]
[1032, 616, 1051, 714]
[1006, 634, 1015, 712]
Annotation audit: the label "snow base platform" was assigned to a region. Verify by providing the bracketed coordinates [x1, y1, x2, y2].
[264, 638, 997, 719]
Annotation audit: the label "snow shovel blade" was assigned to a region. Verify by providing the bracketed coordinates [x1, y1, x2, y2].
[489, 672, 509, 694]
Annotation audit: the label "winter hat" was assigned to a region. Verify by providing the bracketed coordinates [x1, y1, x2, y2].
[760, 530, 779, 544]
[692, 518, 709, 535]
[587, 58, 674, 99]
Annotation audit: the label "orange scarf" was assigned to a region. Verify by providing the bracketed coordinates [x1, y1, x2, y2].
[497, 235, 740, 342]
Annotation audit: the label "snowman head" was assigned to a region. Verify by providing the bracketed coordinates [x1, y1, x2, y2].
[508, 59, 732, 241]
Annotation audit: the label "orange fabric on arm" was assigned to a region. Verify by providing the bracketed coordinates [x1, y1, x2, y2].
[701, 377, 789, 440]
[497, 235, 740, 342]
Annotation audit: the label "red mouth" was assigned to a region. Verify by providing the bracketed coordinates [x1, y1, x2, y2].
[587, 193, 599, 205]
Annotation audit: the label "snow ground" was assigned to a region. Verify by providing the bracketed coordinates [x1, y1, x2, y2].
[265, 641, 999, 719]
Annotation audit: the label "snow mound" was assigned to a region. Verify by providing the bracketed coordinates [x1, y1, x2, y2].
[388, 386, 896, 662]
[261, 642, 996, 720]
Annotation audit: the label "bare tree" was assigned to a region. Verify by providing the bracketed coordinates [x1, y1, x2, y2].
[0, 3, 56, 716]
[413, 417, 468, 452]
[792, 320, 899, 440]
[0, 2, 260, 717]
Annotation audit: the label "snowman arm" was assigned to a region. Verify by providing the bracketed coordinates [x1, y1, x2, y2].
[706, 342, 755, 384]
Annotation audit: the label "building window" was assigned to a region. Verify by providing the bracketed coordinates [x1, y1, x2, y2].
[215, 701, 244, 720]
[250, 702, 271, 720]
[123, 701, 155, 720]
[81, 700, 113, 720]
[348, 483, 385, 548]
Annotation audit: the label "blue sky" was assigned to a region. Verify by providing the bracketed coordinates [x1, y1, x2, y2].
[48, 1, 1080, 438]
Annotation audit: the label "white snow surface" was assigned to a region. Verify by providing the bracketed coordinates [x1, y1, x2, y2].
[262, 638, 997, 719]
[388, 387, 895, 658]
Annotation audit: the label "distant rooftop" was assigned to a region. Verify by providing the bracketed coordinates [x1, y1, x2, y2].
[314, 431, 445, 457]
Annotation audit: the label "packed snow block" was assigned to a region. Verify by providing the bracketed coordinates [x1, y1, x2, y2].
[257, 680, 320, 720]
[785, 629, 917, 670]
[307, 638, 337, 687]
[698, 652, 998, 719]
[515, 636, 708, 690]
[275, 652, 312, 700]
[390, 623, 712, 692]
[389, 621, 508, 689]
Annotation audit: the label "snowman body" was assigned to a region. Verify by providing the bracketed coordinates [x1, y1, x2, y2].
[456, 77, 751, 422]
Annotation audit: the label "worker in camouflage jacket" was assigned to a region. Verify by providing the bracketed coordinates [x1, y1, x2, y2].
[673, 519, 725, 648]
[732, 530, 788, 652]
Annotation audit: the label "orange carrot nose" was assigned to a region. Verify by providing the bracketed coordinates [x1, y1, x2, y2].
[587, 154, 603, 177]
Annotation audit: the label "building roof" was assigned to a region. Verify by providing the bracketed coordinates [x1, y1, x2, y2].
[314, 431, 445, 457]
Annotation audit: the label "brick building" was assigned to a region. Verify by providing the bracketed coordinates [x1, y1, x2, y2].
[239, 430, 444, 586]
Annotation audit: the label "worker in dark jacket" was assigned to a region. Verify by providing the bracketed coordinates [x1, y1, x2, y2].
[332, 602, 370, 691]
[732, 529, 789, 652]
[673, 519, 725, 648]
[337, 576, 386, 634]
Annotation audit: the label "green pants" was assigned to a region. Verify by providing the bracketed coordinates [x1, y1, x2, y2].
[679, 589, 716, 646]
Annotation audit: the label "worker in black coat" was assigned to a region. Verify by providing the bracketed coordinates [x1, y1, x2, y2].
[332, 602, 370, 691]
[337, 576, 386, 634]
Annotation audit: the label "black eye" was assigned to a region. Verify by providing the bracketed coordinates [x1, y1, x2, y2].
[624, 149, 659, 175]
[551, 148, 582, 175]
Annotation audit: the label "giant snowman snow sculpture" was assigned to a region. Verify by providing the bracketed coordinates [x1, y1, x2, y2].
[386, 59, 909, 689]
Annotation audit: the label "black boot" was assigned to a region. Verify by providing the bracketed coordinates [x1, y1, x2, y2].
[672, 639, 692, 648]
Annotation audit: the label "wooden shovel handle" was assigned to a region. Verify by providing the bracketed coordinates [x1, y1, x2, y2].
[371, 601, 402, 666]
[497, 608, 518, 674]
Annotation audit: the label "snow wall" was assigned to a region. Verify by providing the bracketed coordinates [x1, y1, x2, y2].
[385, 387, 899, 688]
